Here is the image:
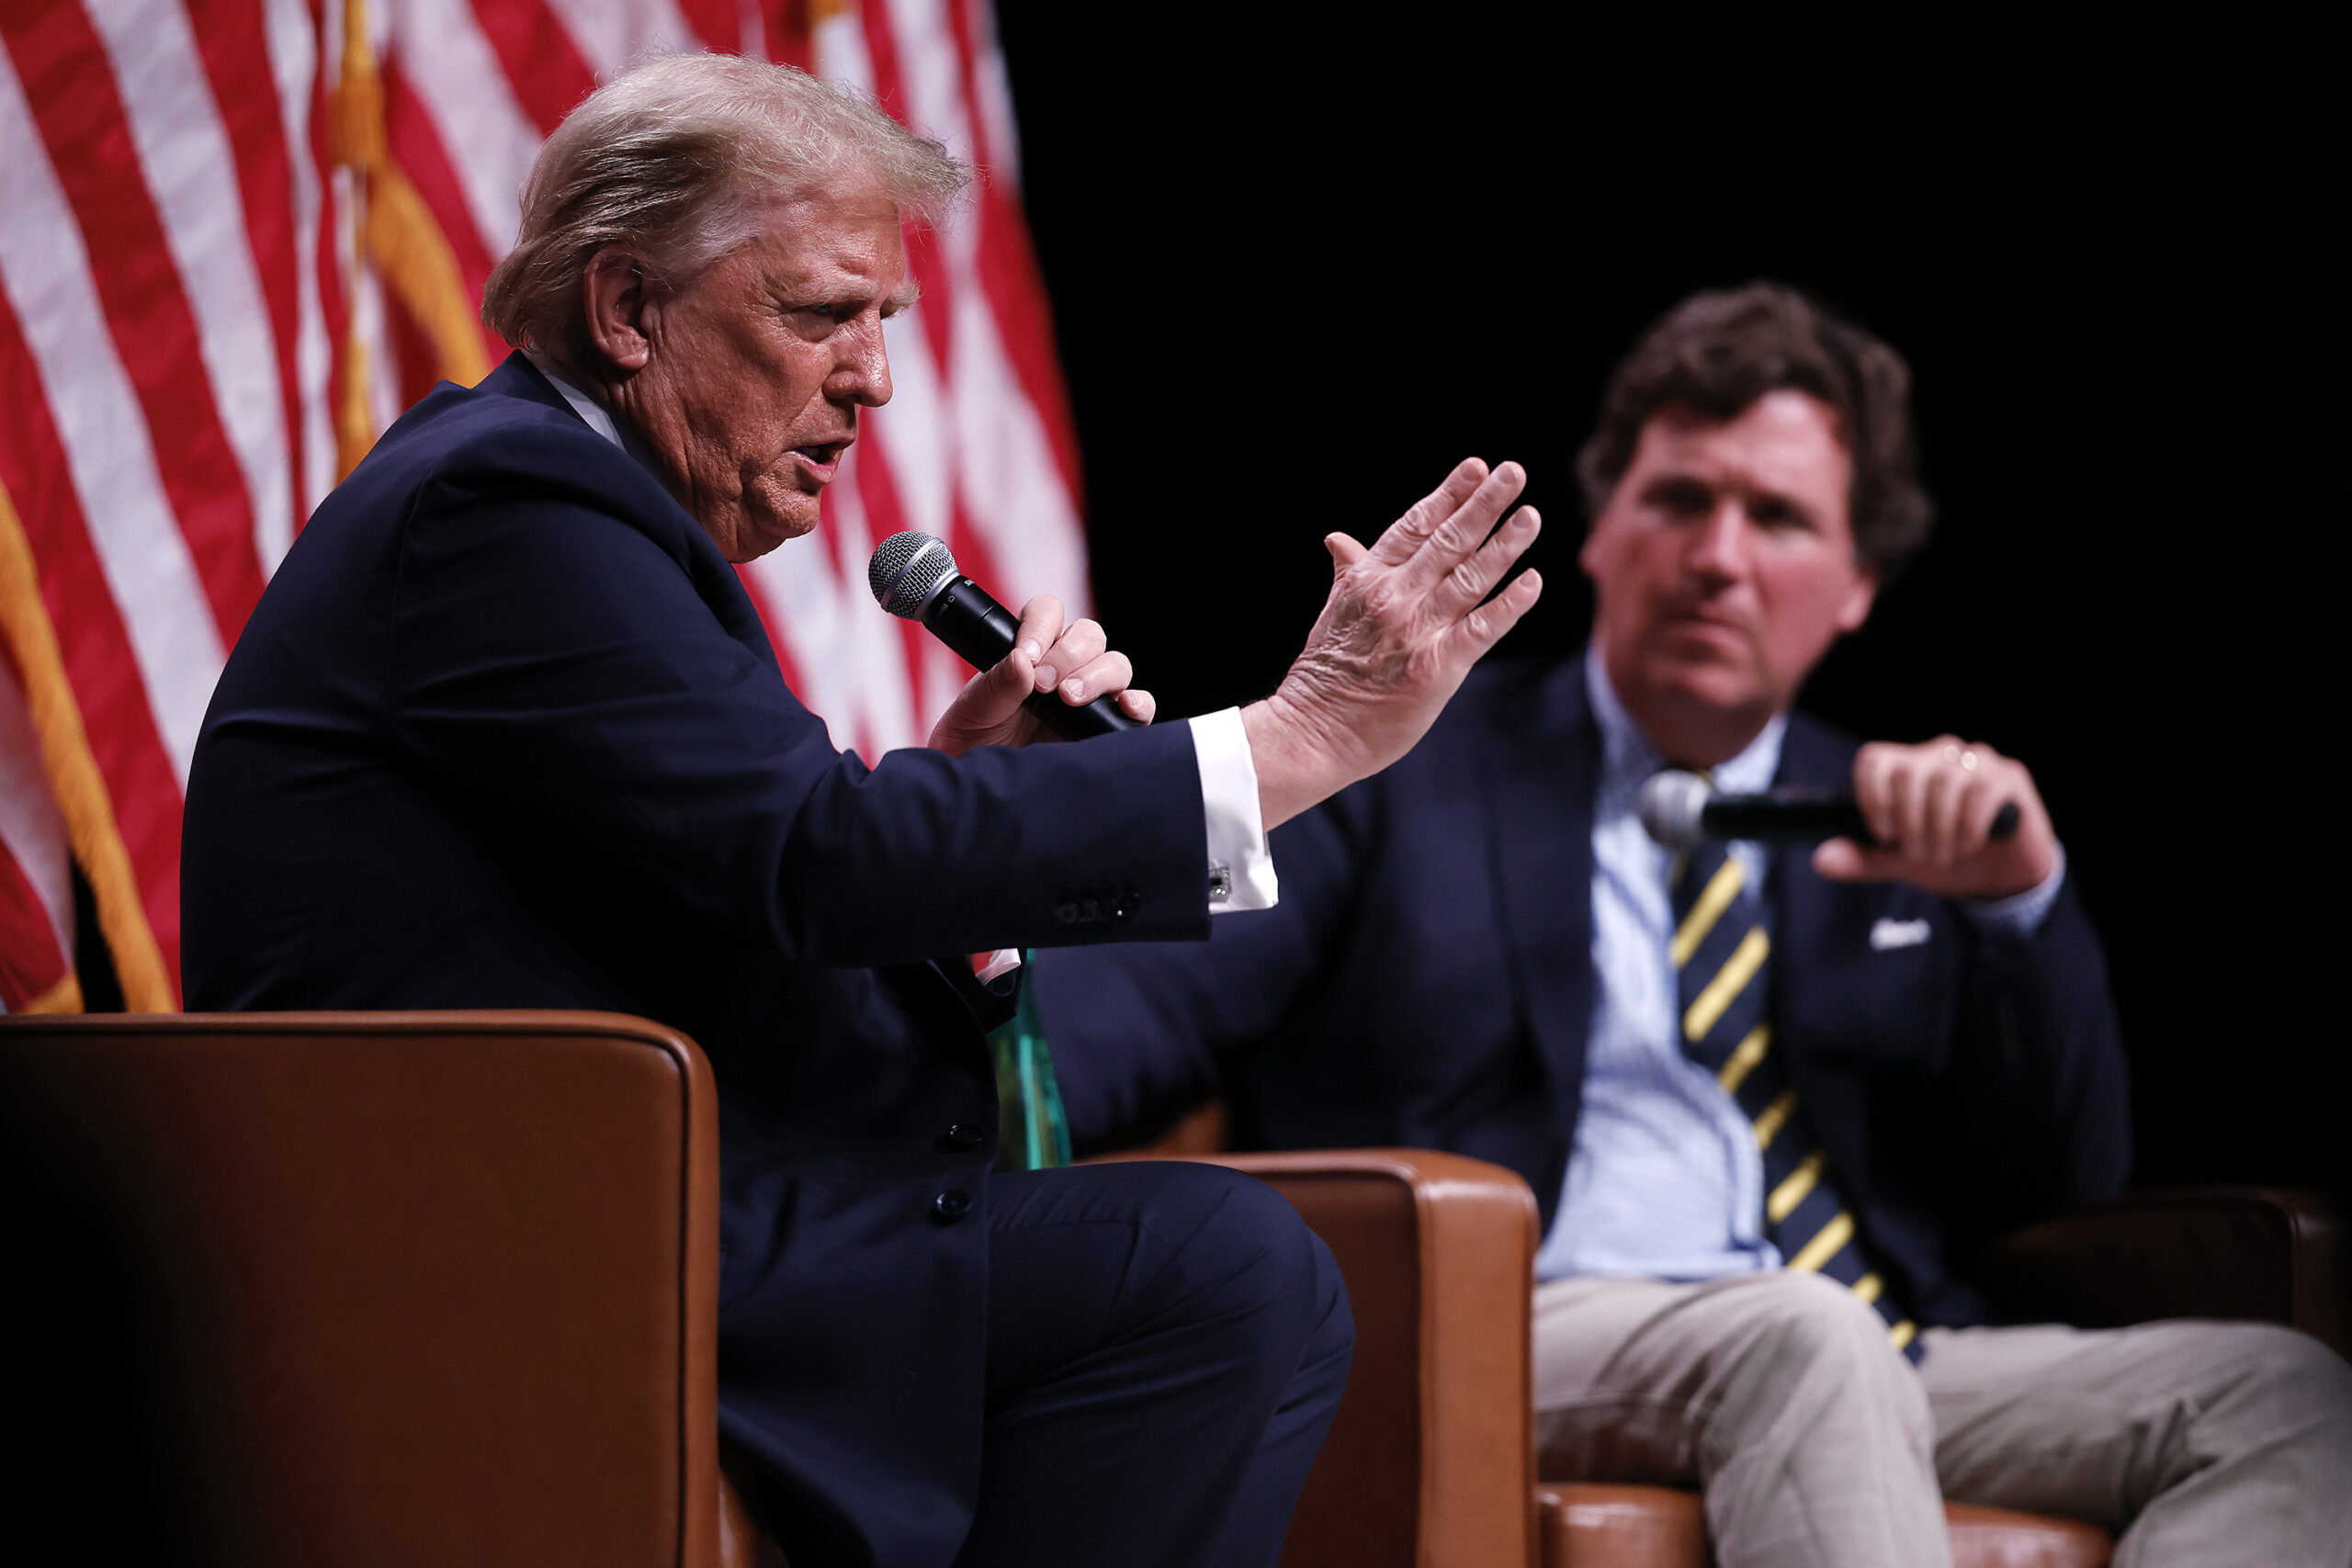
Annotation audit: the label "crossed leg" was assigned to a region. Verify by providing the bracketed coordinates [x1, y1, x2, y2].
[1922, 1318, 2352, 1566]
[953, 1160, 1354, 1568]
[1535, 1270, 1948, 1568]
[1535, 1271, 2352, 1568]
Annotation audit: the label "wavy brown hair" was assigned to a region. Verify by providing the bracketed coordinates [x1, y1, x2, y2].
[1577, 283, 1933, 580]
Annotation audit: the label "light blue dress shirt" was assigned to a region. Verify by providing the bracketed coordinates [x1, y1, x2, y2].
[1533, 647, 2064, 1283]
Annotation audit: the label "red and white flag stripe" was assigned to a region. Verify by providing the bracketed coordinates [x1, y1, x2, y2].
[0, 649, 75, 1011]
[0, 0, 1087, 1010]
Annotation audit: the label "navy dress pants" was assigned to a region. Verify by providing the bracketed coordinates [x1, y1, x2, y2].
[954, 1159, 1355, 1567]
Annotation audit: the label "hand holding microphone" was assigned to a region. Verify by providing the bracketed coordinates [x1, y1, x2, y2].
[1820, 735, 2058, 900]
[1641, 735, 2057, 901]
[869, 532, 1152, 753]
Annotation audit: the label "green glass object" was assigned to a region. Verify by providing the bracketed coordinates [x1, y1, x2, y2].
[988, 953, 1072, 1171]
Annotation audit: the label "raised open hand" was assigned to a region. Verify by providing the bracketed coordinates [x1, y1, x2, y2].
[1244, 459, 1543, 827]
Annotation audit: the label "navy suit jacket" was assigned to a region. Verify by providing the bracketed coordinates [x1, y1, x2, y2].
[182, 355, 1213, 1565]
[1035, 657, 2132, 1327]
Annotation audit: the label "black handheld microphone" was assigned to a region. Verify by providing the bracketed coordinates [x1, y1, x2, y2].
[867, 530, 1139, 739]
[1636, 769, 2018, 852]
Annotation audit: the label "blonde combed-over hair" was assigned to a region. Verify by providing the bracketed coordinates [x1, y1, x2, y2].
[481, 53, 967, 354]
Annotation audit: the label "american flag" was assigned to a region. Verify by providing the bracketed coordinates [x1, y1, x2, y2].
[0, 0, 1086, 1013]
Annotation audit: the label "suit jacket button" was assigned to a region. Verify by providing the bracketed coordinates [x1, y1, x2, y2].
[1056, 902, 1080, 924]
[933, 1189, 973, 1222]
[941, 1123, 985, 1151]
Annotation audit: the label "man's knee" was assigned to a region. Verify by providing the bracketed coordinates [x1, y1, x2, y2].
[1296, 1227, 1354, 1380]
[1125, 1162, 1352, 1367]
[1736, 1269, 1908, 1372]
[2195, 1322, 2352, 1450]
[1712, 1272, 1928, 1436]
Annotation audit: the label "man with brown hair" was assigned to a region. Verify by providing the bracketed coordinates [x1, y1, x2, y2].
[1035, 284, 2352, 1565]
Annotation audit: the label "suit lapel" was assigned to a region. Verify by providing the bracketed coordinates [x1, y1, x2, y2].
[1483, 660, 1600, 1117]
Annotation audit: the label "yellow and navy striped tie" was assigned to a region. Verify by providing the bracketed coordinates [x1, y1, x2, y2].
[1669, 829, 1923, 1362]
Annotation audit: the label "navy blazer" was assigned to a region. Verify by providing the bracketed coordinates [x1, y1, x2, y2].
[1035, 656, 2132, 1327]
[183, 355, 1214, 1564]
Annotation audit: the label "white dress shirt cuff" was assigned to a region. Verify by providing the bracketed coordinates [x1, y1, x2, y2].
[1961, 844, 2066, 939]
[1189, 707, 1279, 913]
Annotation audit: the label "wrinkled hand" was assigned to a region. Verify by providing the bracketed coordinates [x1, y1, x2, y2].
[1813, 735, 2058, 900]
[927, 593, 1154, 756]
[1244, 459, 1543, 828]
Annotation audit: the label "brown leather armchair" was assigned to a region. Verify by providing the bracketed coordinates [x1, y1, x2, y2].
[1201, 1148, 2109, 1568]
[1, 1010, 725, 1568]
[1, 1010, 1532, 1567]
[0, 1010, 1534, 1567]
[1517, 1183, 2348, 1568]
[1166, 1128, 2342, 1568]
[1119, 1104, 2346, 1568]
[6, 1013, 2339, 1568]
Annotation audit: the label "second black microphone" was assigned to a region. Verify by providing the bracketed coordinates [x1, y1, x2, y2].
[1638, 769, 2018, 852]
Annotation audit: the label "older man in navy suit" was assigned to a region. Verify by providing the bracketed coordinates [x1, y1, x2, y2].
[1035, 285, 2352, 1566]
[180, 55, 1551, 1568]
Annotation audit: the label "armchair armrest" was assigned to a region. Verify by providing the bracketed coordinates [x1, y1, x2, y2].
[1976, 1186, 2347, 1356]
[0, 1011, 722, 1568]
[1206, 1149, 1541, 1568]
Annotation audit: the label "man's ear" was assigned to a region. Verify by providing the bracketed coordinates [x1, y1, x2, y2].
[1577, 502, 1617, 583]
[581, 247, 654, 374]
[1834, 566, 1880, 635]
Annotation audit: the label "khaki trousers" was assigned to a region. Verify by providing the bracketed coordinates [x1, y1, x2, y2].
[1533, 1271, 2352, 1568]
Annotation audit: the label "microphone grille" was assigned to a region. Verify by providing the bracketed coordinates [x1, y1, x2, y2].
[868, 531, 958, 621]
[1636, 770, 1713, 852]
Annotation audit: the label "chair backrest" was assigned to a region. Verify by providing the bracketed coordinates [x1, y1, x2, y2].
[0, 1010, 720, 1568]
[1980, 1186, 2349, 1356]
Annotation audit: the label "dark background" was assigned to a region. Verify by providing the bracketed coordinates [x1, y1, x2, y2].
[993, 8, 2322, 1193]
